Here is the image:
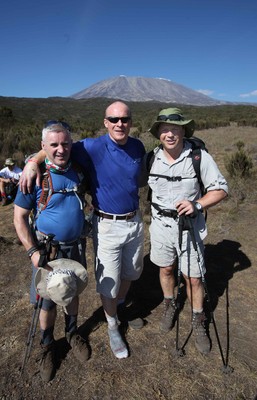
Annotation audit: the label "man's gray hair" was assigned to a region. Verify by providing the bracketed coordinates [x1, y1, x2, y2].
[42, 123, 72, 141]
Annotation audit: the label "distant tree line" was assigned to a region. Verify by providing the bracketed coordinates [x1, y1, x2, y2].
[0, 97, 256, 167]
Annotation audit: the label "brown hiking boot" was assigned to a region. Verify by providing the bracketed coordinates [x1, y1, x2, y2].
[39, 341, 56, 382]
[117, 301, 144, 330]
[66, 332, 89, 363]
[160, 298, 176, 332]
[192, 312, 210, 354]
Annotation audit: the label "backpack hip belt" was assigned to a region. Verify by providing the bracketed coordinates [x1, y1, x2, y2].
[152, 202, 178, 219]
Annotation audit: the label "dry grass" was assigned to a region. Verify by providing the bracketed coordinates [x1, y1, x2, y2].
[0, 126, 257, 400]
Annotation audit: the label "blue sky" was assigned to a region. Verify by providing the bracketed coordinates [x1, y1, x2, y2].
[1, 0, 257, 103]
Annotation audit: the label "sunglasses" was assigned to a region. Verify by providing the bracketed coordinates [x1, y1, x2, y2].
[44, 120, 71, 131]
[105, 116, 131, 124]
[157, 114, 184, 122]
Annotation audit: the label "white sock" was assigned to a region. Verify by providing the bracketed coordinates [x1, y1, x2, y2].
[106, 314, 118, 329]
[108, 326, 128, 359]
[193, 308, 203, 314]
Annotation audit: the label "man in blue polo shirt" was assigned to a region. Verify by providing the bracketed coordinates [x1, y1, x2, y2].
[14, 122, 89, 381]
[19, 102, 146, 360]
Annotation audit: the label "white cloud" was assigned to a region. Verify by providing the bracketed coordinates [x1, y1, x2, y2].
[197, 89, 214, 96]
[239, 90, 257, 98]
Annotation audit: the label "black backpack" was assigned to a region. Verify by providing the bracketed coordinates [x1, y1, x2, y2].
[146, 137, 208, 201]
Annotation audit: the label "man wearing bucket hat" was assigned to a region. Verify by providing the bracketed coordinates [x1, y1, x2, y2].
[0, 158, 22, 206]
[14, 121, 89, 382]
[146, 107, 228, 354]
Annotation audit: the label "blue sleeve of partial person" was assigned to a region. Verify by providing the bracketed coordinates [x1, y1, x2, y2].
[14, 186, 37, 211]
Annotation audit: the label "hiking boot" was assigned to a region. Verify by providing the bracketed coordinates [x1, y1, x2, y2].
[192, 312, 211, 354]
[39, 341, 56, 382]
[160, 298, 176, 332]
[117, 301, 144, 330]
[128, 318, 144, 330]
[66, 332, 89, 363]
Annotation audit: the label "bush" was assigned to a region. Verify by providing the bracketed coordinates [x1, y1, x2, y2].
[225, 141, 253, 178]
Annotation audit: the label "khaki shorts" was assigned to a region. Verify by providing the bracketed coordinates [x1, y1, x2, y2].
[149, 216, 205, 278]
[93, 211, 144, 298]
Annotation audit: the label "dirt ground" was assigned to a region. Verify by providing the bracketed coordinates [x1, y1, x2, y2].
[1, 127, 257, 400]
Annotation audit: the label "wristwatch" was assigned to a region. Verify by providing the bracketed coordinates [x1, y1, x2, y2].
[194, 202, 203, 212]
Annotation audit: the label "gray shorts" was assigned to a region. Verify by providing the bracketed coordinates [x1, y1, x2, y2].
[149, 216, 205, 278]
[92, 211, 144, 298]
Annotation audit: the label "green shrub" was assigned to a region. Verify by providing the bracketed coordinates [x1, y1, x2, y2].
[225, 141, 253, 178]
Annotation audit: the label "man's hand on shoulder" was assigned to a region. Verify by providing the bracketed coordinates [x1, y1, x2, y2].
[19, 161, 41, 194]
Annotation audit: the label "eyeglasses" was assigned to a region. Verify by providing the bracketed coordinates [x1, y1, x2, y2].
[157, 114, 184, 122]
[44, 120, 71, 131]
[105, 116, 131, 124]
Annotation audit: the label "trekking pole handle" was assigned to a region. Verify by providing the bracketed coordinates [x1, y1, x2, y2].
[187, 218, 198, 252]
[178, 214, 198, 251]
[178, 216, 184, 251]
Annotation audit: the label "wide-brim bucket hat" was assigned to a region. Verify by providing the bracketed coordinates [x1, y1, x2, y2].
[149, 107, 195, 138]
[35, 258, 88, 307]
[5, 158, 15, 166]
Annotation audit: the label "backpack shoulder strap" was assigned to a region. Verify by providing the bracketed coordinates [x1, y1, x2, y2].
[146, 145, 164, 172]
[71, 160, 90, 194]
[186, 137, 208, 196]
[146, 149, 155, 172]
[186, 137, 208, 220]
[37, 169, 53, 213]
[191, 145, 202, 190]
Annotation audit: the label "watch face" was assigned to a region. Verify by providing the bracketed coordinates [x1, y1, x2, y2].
[196, 202, 202, 210]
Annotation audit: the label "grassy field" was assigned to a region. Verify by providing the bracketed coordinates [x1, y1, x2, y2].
[0, 125, 257, 399]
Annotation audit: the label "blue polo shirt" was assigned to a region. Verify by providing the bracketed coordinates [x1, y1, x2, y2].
[14, 169, 85, 242]
[72, 133, 145, 214]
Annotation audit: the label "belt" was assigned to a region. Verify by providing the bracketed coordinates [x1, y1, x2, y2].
[36, 231, 80, 246]
[151, 203, 178, 219]
[94, 210, 137, 220]
[159, 209, 178, 219]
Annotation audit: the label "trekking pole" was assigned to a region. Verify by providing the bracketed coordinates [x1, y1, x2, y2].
[173, 216, 186, 357]
[21, 294, 42, 375]
[185, 215, 233, 374]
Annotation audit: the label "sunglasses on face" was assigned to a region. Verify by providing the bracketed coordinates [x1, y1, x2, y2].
[105, 116, 131, 124]
[44, 120, 71, 131]
[157, 114, 184, 122]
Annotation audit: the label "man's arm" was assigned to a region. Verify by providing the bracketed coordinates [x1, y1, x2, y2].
[176, 189, 228, 216]
[19, 150, 46, 193]
[13, 205, 41, 268]
[0, 177, 11, 183]
[196, 189, 228, 209]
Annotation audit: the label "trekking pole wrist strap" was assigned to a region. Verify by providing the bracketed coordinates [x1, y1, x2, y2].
[190, 202, 200, 218]
[27, 246, 39, 258]
[38, 248, 48, 269]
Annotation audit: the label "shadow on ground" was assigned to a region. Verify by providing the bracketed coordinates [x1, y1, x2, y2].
[205, 239, 251, 310]
[79, 239, 251, 338]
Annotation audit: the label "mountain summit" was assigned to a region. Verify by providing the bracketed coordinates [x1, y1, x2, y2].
[71, 76, 224, 106]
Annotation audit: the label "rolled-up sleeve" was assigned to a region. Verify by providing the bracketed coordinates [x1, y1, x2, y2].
[200, 151, 228, 194]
